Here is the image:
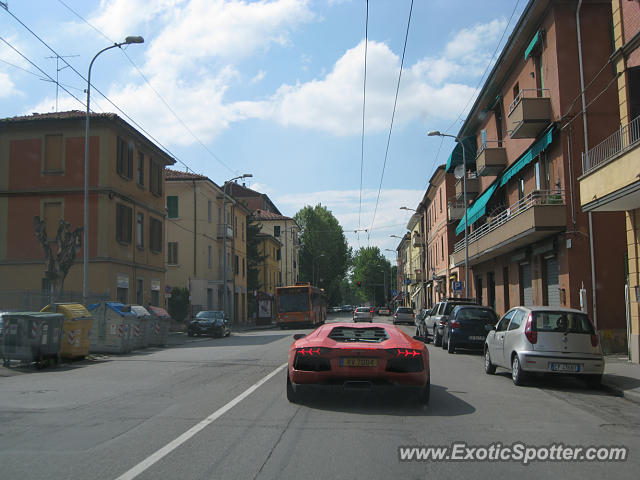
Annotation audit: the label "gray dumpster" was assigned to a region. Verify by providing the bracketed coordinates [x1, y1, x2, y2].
[2, 312, 64, 366]
[147, 306, 170, 347]
[130, 305, 152, 349]
[88, 302, 135, 354]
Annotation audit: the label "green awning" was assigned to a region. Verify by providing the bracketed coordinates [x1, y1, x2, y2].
[498, 126, 554, 187]
[455, 182, 498, 236]
[455, 126, 555, 235]
[524, 31, 540, 60]
[445, 136, 477, 173]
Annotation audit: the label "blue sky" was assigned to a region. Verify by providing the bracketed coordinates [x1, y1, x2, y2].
[0, 0, 527, 261]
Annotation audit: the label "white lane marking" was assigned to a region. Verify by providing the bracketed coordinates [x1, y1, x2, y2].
[114, 362, 288, 480]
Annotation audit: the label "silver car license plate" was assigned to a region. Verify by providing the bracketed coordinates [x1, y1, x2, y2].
[550, 362, 581, 372]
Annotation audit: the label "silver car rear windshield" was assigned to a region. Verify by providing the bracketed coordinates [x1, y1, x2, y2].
[533, 311, 594, 334]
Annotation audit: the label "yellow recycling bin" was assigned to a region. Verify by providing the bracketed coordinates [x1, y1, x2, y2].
[41, 303, 93, 359]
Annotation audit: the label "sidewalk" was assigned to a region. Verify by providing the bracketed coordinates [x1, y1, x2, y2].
[602, 355, 640, 404]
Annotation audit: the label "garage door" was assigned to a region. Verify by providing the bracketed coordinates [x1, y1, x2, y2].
[545, 257, 560, 306]
[521, 263, 533, 306]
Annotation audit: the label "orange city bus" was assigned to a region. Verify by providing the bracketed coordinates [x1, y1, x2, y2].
[275, 283, 327, 329]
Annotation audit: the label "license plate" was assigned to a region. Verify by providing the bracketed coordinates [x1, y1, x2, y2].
[468, 335, 485, 341]
[550, 362, 581, 372]
[340, 357, 378, 367]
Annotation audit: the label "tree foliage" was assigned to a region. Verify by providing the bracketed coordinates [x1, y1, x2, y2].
[351, 246, 392, 306]
[294, 204, 350, 306]
[246, 216, 266, 293]
[168, 287, 190, 322]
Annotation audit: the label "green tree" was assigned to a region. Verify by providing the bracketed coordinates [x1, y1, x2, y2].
[246, 216, 266, 319]
[168, 287, 190, 322]
[294, 204, 351, 306]
[351, 246, 392, 306]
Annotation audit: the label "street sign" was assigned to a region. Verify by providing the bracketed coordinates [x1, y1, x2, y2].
[165, 285, 172, 294]
[391, 290, 397, 296]
[452, 281, 463, 292]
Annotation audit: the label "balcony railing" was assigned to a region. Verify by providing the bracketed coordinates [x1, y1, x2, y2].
[217, 223, 233, 240]
[453, 190, 565, 253]
[448, 198, 466, 220]
[582, 116, 640, 175]
[508, 88, 550, 115]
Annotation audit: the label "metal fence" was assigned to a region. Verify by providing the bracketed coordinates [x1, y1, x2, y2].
[582, 116, 640, 174]
[453, 190, 565, 254]
[0, 290, 109, 312]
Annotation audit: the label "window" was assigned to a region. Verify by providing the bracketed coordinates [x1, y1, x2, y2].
[208, 246, 212, 269]
[480, 129, 487, 150]
[234, 255, 239, 275]
[116, 137, 133, 179]
[274, 225, 281, 237]
[116, 204, 133, 244]
[44, 134, 63, 172]
[512, 82, 520, 103]
[508, 310, 525, 331]
[440, 236, 444, 261]
[167, 196, 178, 218]
[149, 217, 162, 253]
[136, 212, 144, 248]
[136, 278, 144, 304]
[496, 310, 514, 332]
[168, 242, 178, 265]
[149, 158, 162, 195]
[439, 189, 442, 213]
[518, 177, 525, 201]
[277, 248, 281, 261]
[43, 201, 63, 238]
[150, 289, 159, 307]
[242, 257, 245, 277]
[208, 200, 212, 223]
[137, 152, 144, 185]
[242, 221, 245, 241]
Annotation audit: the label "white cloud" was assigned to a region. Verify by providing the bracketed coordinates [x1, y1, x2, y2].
[250, 70, 267, 84]
[0, 72, 21, 99]
[445, 18, 507, 60]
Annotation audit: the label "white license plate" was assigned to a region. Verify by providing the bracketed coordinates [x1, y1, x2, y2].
[550, 362, 582, 372]
[468, 336, 485, 341]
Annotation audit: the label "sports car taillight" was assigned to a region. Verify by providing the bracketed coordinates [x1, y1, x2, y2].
[524, 312, 537, 344]
[390, 348, 422, 358]
[386, 348, 424, 373]
[294, 347, 331, 371]
[296, 347, 330, 356]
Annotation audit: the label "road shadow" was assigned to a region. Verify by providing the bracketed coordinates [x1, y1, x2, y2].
[491, 370, 625, 397]
[295, 383, 475, 417]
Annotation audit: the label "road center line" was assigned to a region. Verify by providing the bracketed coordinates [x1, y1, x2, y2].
[114, 362, 288, 480]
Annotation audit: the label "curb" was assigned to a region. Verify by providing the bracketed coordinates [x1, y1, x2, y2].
[601, 380, 640, 405]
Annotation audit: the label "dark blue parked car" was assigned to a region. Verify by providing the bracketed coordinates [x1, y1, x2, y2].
[442, 305, 498, 354]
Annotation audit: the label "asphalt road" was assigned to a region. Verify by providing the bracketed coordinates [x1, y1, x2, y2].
[1, 312, 639, 480]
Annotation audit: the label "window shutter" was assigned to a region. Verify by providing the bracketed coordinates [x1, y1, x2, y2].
[127, 142, 134, 179]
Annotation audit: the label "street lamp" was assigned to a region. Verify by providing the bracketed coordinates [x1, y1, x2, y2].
[222, 173, 252, 322]
[427, 130, 469, 297]
[385, 248, 398, 300]
[83, 36, 144, 304]
[399, 206, 417, 212]
[312, 253, 325, 286]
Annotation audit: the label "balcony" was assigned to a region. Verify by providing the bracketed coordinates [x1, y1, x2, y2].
[508, 89, 552, 139]
[451, 190, 566, 266]
[412, 233, 424, 248]
[414, 269, 424, 283]
[579, 116, 640, 212]
[455, 176, 479, 200]
[217, 223, 233, 240]
[476, 146, 507, 176]
[448, 199, 466, 220]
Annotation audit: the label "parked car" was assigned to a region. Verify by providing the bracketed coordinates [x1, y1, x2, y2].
[442, 305, 498, 353]
[341, 305, 353, 313]
[393, 307, 414, 325]
[353, 306, 374, 322]
[415, 308, 431, 331]
[188, 311, 231, 338]
[425, 298, 477, 346]
[484, 306, 604, 387]
[378, 307, 391, 316]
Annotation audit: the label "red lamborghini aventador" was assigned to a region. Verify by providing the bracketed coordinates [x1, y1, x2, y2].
[286, 322, 430, 404]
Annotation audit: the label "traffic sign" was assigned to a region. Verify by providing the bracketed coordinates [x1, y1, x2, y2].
[452, 281, 463, 292]
[165, 285, 172, 294]
[391, 290, 397, 296]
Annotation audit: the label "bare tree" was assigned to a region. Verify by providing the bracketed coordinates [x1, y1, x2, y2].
[33, 216, 83, 299]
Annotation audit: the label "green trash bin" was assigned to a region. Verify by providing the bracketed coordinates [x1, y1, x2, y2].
[2, 312, 64, 367]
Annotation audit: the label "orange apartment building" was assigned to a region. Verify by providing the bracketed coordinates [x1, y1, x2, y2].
[446, 0, 627, 352]
[0, 111, 174, 306]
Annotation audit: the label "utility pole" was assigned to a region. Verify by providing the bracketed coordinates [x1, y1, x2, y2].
[45, 54, 79, 112]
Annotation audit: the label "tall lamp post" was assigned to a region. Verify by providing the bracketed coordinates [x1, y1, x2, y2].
[385, 248, 398, 301]
[222, 174, 252, 322]
[83, 36, 144, 304]
[427, 131, 469, 298]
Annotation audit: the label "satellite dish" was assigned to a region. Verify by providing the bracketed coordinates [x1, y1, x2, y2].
[454, 164, 465, 179]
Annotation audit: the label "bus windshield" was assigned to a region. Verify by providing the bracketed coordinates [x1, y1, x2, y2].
[278, 293, 310, 313]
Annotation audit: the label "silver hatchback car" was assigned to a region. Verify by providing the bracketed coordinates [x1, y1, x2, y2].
[353, 306, 373, 322]
[484, 306, 604, 387]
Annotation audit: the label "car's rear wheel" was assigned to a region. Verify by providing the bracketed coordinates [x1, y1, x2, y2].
[417, 377, 430, 405]
[447, 335, 455, 354]
[484, 348, 496, 374]
[286, 372, 298, 403]
[511, 355, 526, 386]
[584, 374, 602, 389]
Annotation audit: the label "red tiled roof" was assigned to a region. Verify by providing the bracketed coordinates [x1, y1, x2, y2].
[252, 209, 293, 221]
[1, 110, 118, 123]
[165, 168, 209, 181]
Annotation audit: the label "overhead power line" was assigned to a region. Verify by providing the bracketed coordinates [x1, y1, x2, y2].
[368, 0, 414, 239]
[358, 0, 369, 233]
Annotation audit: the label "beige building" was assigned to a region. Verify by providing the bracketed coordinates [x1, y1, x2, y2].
[578, 0, 640, 362]
[253, 209, 299, 287]
[407, 213, 425, 311]
[256, 233, 282, 296]
[0, 111, 174, 307]
[165, 169, 249, 323]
